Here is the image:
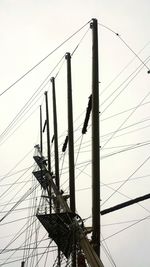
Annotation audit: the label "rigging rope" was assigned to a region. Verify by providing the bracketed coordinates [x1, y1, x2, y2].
[98, 22, 150, 72]
[102, 153, 150, 207]
[102, 214, 150, 242]
[0, 20, 90, 97]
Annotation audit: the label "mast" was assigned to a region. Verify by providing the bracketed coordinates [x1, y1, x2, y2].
[51, 77, 60, 191]
[90, 18, 100, 258]
[65, 52, 76, 267]
[45, 91, 51, 172]
[40, 105, 43, 155]
[65, 52, 76, 213]
[44, 91, 52, 213]
[51, 77, 61, 267]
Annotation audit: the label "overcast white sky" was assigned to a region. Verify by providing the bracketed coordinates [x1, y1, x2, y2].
[0, 1, 150, 267]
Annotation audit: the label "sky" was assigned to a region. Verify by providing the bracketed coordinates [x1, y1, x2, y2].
[0, 1, 150, 267]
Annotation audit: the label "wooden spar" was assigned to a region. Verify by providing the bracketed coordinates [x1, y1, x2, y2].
[45, 91, 51, 172]
[101, 193, 150, 215]
[51, 77, 60, 190]
[40, 105, 43, 155]
[65, 52, 76, 214]
[44, 91, 52, 213]
[51, 77, 61, 267]
[65, 52, 76, 267]
[90, 18, 100, 258]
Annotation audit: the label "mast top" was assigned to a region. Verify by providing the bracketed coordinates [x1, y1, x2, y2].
[65, 52, 71, 59]
[90, 18, 98, 28]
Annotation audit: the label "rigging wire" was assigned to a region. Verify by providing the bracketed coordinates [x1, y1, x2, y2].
[101, 234, 117, 267]
[35, 205, 40, 267]
[0, 178, 32, 188]
[71, 27, 90, 56]
[0, 244, 53, 254]
[0, 166, 32, 203]
[98, 22, 150, 72]
[101, 89, 150, 149]
[0, 63, 58, 144]
[0, 184, 39, 223]
[34, 240, 53, 267]
[118, 35, 150, 72]
[101, 100, 150, 122]
[101, 100, 150, 123]
[101, 181, 150, 215]
[24, 234, 51, 267]
[102, 217, 150, 227]
[0, 215, 34, 226]
[101, 122, 150, 144]
[43, 240, 51, 267]
[0, 20, 90, 97]
[0, 174, 34, 214]
[75, 135, 83, 165]
[25, 178, 38, 267]
[102, 214, 150, 242]
[75, 173, 150, 191]
[74, 163, 150, 215]
[74, 138, 150, 156]
[1, 222, 42, 266]
[0, 205, 45, 214]
[63, 160, 91, 191]
[102, 152, 150, 207]
[0, 26, 91, 149]
[100, 56, 150, 115]
[0, 100, 40, 147]
[0, 194, 41, 208]
[101, 174, 150, 187]
[100, 40, 150, 97]
[0, 217, 37, 258]
[101, 141, 150, 159]
[0, 248, 56, 266]
[0, 165, 33, 181]
[0, 147, 34, 184]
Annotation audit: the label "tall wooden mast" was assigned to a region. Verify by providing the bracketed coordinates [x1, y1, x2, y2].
[65, 52, 76, 267]
[65, 52, 76, 214]
[45, 91, 51, 173]
[51, 77, 60, 191]
[44, 91, 52, 213]
[51, 77, 61, 267]
[40, 105, 43, 155]
[90, 18, 100, 258]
